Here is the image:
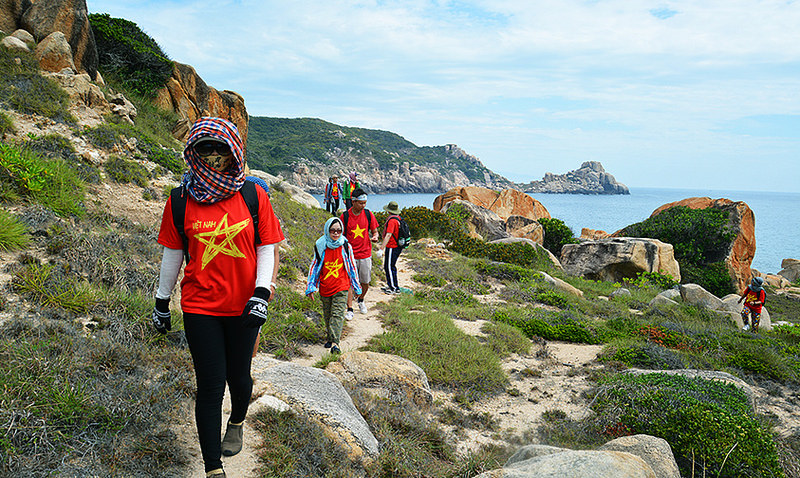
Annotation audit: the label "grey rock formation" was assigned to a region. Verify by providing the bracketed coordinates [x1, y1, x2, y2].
[326, 351, 433, 408]
[600, 435, 681, 478]
[680, 283, 723, 311]
[1, 32, 28, 51]
[441, 199, 508, 242]
[561, 238, 680, 283]
[778, 258, 800, 283]
[538, 271, 583, 298]
[520, 161, 630, 195]
[247, 169, 320, 210]
[252, 358, 379, 468]
[474, 446, 658, 477]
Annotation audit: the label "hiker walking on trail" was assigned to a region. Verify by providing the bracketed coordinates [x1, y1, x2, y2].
[306, 217, 362, 355]
[340, 188, 378, 317]
[324, 175, 341, 215]
[151, 117, 284, 478]
[342, 171, 361, 210]
[379, 201, 407, 294]
[738, 276, 767, 332]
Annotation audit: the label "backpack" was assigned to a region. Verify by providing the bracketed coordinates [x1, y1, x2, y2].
[170, 180, 260, 263]
[342, 208, 376, 236]
[388, 215, 411, 248]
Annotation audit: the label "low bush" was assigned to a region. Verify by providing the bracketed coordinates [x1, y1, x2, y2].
[89, 13, 173, 97]
[104, 155, 149, 187]
[412, 272, 447, 287]
[627, 270, 679, 290]
[480, 321, 531, 357]
[0, 48, 75, 122]
[492, 308, 603, 344]
[0, 210, 29, 251]
[366, 302, 507, 401]
[592, 373, 783, 477]
[538, 217, 579, 256]
[414, 286, 479, 306]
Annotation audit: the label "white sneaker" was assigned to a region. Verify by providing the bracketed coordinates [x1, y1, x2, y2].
[345, 310, 354, 320]
[358, 301, 368, 314]
[742, 324, 750, 331]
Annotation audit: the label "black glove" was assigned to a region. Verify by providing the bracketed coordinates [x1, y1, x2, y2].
[242, 287, 271, 328]
[152, 297, 171, 334]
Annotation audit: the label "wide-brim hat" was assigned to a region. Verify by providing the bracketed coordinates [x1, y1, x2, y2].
[383, 201, 400, 214]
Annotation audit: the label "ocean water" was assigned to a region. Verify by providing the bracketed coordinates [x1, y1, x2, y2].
[313, 188, 799, 274]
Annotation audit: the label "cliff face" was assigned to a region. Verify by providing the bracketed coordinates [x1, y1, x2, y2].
[520, 161, 629, 195]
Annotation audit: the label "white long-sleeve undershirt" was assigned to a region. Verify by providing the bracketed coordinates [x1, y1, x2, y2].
[155, 243, 277, 299]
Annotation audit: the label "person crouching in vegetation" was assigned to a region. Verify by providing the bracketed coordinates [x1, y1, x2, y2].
[306, 217, 362, 355]
[151, 117, 284, 478]
[738, 276, 766, 332]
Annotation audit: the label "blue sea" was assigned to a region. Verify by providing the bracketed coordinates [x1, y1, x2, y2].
[314, 188, 799, 274]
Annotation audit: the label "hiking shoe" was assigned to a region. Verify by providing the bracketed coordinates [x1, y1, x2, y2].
[742, 324, 751, 331]
[324, 341, 332, 348]
[345, 309, 354, 320]
[221, 421, 243, 456]
[331, 345, 341, 354]
[358, 301, 368, 314]
[206, 468, 226, 477]
[381, 286, 393, 294]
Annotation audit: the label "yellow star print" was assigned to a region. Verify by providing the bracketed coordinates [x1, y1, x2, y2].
[195, 213, 251, 270]
[323, 258, 344, 280]
[351, 223, 366, 239]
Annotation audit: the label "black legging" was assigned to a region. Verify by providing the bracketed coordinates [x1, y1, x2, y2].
[329, 197, 340, 215]
[383, 246, 402, 291]
[183, 313, 259, 473]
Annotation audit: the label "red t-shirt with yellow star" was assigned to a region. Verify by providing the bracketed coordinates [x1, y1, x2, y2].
[319, 247, 351, 297]
[340, 209, 378, 259]
[158, 188, 284, 316]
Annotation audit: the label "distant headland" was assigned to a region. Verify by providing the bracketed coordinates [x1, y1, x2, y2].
[516, 161, 630, 195]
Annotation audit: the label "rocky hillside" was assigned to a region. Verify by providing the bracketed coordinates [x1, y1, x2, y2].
[518, 161, 629, 195]
[247, 116, 513, 194]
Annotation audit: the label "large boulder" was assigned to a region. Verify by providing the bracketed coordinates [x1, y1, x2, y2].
[326, 351, 433, 409]
[35, 31, 76, 73]
[42, 71, 110, 126]
[778, 258, 800, 283]
[0, 0, 26, 34]
[474, 445, 657, 477]
[561, 238, 681, 283]
[252, 358, 379, 469]
[720, 294, 772, 331]
[538, 271, 583, 298]
[20, 0, 98, 79]
[153, 61, 248, 145]
[1, 33, 28, 52]
[441, 199, 508, 242]
[433, 186, 550, 222]
[504, 215, 544, 244]
[600, 435, 680, 478]
[680, 283, 723, 311]
[648, 197, 755, 293]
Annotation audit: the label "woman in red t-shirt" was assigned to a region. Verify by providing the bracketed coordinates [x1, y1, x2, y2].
[305, 217, 362, 354]
[152, 117, 284, 478]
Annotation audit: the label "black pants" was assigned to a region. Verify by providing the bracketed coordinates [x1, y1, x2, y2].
[329, 197, 340, 215]
[383, 246, 402, 291]
[183, 313, 259, 472]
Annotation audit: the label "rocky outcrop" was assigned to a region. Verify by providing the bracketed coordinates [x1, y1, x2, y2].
[475, 434, 680, 477]
[153, 61, 248, 145]
[581, 227, 610, 240]
[519, 161, 630, 195]
[35, 31, 75, 73]
[246, 169, 319, 210]
[18, 0, 98, 79]
[561, 238, 681, 283]
[434, 186, 550, 221]
[779, 258, 800, 283]
[441, 199, 509, 242]
[326, 351, 433, 408]
[1, 32, 28, 51]
[253, 358, 379, 470]
[0, 0, 27, 34]
[538, 271, 583, 297]
[649, 197, 755, 293]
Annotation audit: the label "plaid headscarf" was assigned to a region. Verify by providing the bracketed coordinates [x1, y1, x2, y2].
[181, 117, 245, 203]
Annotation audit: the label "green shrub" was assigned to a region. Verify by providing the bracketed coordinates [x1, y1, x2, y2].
[0, 210, 29, 251]
[628, 271, 679, 290]
[12, 263, 97, 313]
[0, 141, 50, 193]
[412, 273, 447, 287]
[480, 321, 531, 357]
[89, 13, 173, 97]
[593, 373, 783, 477]
[473, 259, 536, 282]
[0, 48, 75, 122]
[492, 309, 601, 344]
[450, 234, 550, 269]
[32, 158, 86, 217]
[0, 110, 14, 135]
[104, 155, 149, 187]
[366, 304, 507, 401]
[619, 206, 736, 296]
[538, 217, 579, 256]
[414, 286, 479, 306]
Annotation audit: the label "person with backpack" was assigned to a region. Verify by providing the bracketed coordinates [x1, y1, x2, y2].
[342, 171, 361, 210]
[151, 117, 284, 478]
[738, 276, 767, 332]
[306, 217, 362, 354]
[379, 200, 410, 294]
[324, 175, 341, 216]
[340, 188, 378, 316]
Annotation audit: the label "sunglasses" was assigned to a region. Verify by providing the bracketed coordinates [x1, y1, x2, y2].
[329, 228, 342, 234]
[195, 141, 231, 157]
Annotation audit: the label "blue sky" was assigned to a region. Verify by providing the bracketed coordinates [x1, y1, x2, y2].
[88, 0, 800, 192]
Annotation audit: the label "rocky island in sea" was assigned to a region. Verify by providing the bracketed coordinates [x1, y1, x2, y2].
[518, 161, 630, 195]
